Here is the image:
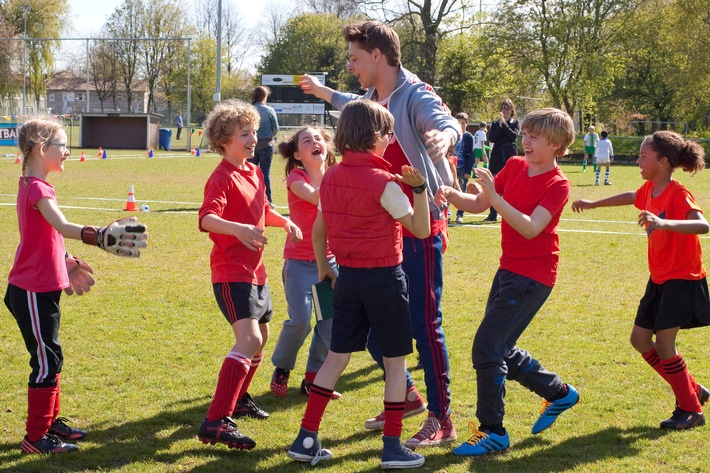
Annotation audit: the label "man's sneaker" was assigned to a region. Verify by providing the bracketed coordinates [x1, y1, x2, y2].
[365, 385, 427, 430]
[660, 408, 706, 430]
[452, 422, 509, 456]
[270, 367, 290, 397]
[604, 181, 612, 185]
[300, 379, 342, 400]
[404, 412, 457, 448]
[198, 416, 256, 450]
[48, 417, 87, 440]
[21, 434, 79, 454]
[698, 384, 709, 406]
[381, 435, 425, 469]
[594, 182, 599, 186]
[455, 216, 463, 224]
[532, 384, 579, 434]
[287, 426, 333, 465]
[234, 392, 269, 420]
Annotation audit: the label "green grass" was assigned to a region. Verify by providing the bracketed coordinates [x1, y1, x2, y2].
[1, 149, 710, 472]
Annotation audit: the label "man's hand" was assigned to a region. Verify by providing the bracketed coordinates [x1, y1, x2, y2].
[423, 130, 453, 164]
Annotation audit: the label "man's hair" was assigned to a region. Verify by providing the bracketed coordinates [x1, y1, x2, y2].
[455, 112, 469, 122]
[252, 85, 271, 104]
[521, 108, 575, 157]
[334, 100, 394, 153]
[203, 99, 260, 155]
[343, 21, 401, 67]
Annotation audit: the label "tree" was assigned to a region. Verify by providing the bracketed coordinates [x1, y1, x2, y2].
[105, 0, 143, 111]
[88, 39, 119, 112]
[0, 18, 20, 99]
[302, 0, 362, 18]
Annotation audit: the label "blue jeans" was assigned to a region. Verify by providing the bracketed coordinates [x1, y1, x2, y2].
[249, 146, 274, 205]
[367, 233, 451, 419]
[473, 269, 564, 426]
[272, 258, 337, 373]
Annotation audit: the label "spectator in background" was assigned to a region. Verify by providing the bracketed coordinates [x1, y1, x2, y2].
[485, 99, 520, 222]
[176, 112, 183, 140]
[250, 86, 280, 207]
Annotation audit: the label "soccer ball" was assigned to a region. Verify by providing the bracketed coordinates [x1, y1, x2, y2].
[140, 204, 150, 212]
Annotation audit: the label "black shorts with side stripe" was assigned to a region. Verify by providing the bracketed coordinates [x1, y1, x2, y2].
[212, 281, 273, 325]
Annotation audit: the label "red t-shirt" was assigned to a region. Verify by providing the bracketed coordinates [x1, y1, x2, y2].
[495, 156, 570, 287]
[383, 138, 446, 239]
[283, 168, 333, 261]
[634, 180, 706, 283]
[8, 177, 68, 292]
[199, 159, 269, 284]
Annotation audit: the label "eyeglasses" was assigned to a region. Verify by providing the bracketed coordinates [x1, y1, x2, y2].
[47, 142, 69, 152]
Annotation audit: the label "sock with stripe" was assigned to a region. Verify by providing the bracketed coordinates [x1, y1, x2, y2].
[301, 384, 334, 432]
[238, 352, 263, 399]
[604, 169, 610, 183]
[206, 351, 251, 421]
[595, 169, 600, 184]
[642, 348, 700, 396]
[26, 382, 58, 442]
[382, 401, 405, 437]
[661, 353, 702, 413]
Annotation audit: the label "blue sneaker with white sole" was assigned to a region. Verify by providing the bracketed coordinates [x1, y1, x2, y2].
[287, 427, 332, 465]
[381, 435, 424, 469]
[532, 384, 579, 434]
[452, 422, 509, 456]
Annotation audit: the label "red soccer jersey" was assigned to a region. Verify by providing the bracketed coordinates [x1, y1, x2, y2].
[495, 156, 570, 287]
[8, 177, 68, 292]
[634, 179, 706, 283]
[199, 159, 269, 284]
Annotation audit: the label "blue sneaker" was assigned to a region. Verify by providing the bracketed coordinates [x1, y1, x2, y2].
[287, 427, 333, 466]
[381, 435, 425, 469]
[532, 384, 579, 434]
[452, 422, 509, 456]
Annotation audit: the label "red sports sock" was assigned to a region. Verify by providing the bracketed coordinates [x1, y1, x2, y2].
[301, 384, 333, 432]
[305, 371, 316, 383]
[661, 354, 702, 413]
[382, 401, 405, 437]
[644, 348, 700, 396]
[206, 352, 250, 421]
[238, 353, 263, 399]
[52, 373, 61, 421]
[26, 384, 58, 442]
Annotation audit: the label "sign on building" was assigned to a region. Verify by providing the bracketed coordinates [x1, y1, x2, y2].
[0, 123, 19, 146]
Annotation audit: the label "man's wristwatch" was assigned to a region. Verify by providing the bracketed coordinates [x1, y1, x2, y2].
[411, 182, 427, 194]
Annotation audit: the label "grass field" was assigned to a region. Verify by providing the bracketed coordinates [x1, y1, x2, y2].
[1, 147, 710, 472]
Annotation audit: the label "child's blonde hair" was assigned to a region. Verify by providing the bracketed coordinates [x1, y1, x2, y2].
[203, 99, 260, 155]
[278, 126, 337, 177]
[18, 116, 64, 178]
[521, 108, 575, 157]
[334, 100, 394, 154]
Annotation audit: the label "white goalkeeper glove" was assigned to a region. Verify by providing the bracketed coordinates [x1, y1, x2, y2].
[81, 216, 148, 257]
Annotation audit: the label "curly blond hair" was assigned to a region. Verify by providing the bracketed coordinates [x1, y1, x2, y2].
[203, 99, 260, 155]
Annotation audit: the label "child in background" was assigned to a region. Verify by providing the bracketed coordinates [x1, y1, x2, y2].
[583, 125, 599, 172]
[436, 108, 579, 456]
[473, 121, 489, 172]
[572, 130, 709, 430]
[5, 117, 147, 454]
[287, 100, 430, 469]
[197, 99, 302, 450]
[270, 127, 342, 399]
[454, 113, 474, 224]
[594, 130, 614, 186]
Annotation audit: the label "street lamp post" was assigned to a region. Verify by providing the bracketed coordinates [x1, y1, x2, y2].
[23, 6, 28, 116]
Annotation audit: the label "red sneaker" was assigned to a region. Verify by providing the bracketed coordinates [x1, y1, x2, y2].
[405, 412, 457, 448]
[364, 385, 427, 430]
[270, 367, 290, 397]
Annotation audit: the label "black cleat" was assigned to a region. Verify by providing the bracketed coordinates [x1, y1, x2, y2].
[660, 408, 705, 430]
[198, 416, 256, 449]
[48, 417, 87, 441]
[21, 434, 79, 454]
[234, 392, 269, 420]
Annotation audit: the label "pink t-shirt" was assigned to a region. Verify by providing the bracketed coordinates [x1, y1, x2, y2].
[8, 177, 69, 292]
[283, 168, 333, 261]
[198, 159, 269, 284]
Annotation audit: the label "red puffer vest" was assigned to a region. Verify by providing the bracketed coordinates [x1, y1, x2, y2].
[320, 151, 403, 268]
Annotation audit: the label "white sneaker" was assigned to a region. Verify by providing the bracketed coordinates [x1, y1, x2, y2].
[455, 216, 463, 224]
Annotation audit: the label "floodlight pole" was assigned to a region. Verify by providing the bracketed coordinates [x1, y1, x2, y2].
[85, 39, 90, 112]
[214, 0, 222, 104]
[23, 6, 28, 115]
[187, 38, 192, 151]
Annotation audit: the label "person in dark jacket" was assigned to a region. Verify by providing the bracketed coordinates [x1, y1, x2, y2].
[485, 99, 520, 221]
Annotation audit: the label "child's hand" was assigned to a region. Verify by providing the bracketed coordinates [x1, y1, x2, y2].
[435, 186, 454, 206]
[466, 181, 481, 195]
[318, 267, 337, 289]
[571, 200, 592, 213]
[474, 168, 495, 198]
[284, 220, 303, 243]
[638, 210, 662, 231]
[64, 255, 95, 296]
[396, 165, 425, 188]
[234, 224, 268, 251]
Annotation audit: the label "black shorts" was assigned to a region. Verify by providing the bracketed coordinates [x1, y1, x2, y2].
[330, 265, 413, 358]
[4, 284, 63, 388]
[212, 282, 273, 325]
[635, 277, 710, 331]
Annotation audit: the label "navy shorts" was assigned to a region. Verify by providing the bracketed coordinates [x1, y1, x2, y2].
[330, 265, 413, 358]
[212, 282, 273, 325]
[635, 277, 710, 331]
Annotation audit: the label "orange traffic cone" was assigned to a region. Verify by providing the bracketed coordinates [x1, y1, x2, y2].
[15, 152, 21, 164]
[191, 148, 196, 156]
[97, 146, 103, 157]
[80, 151, 86, 162]
[124, 185, 138, 211]
[148, 148, 153, 158]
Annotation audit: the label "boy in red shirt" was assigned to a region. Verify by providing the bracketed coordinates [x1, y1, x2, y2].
[436, 108, 579, 455]
[197, 99, 302, 450]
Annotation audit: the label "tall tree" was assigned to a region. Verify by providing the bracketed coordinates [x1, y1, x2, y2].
[105, 0, 143, 111]
[88, 39, 119, 112]
[193, 0, 254, 76]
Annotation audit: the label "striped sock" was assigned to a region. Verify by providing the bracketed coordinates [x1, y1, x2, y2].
[662, 354, 701, 413]
[643, 348, 700, 396]
[382, 401, 405, 437]
[206, 351, 250, 421]
[301, 384, 334, 432]
[238, 353, 263, 399]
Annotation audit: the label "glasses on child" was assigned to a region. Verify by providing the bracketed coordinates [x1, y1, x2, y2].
[48, 142, 69, 152]
[381, 131, 395, 142]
